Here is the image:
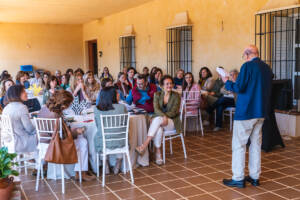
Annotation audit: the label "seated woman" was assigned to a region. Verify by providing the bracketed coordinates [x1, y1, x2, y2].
[136, 75, 182, 165]
[154, 68, 163, 91]
[96, 78, 113, 106]
[100, 67, 113, 82]
[60, 73, 71, 91]
[198, 67, 215, 92]
[182, 72, 202, 115]
[38, 90, 94, 181]
[0, 79, 14, 108]
[174, 69, 184, 89]
[72, 74, 89, 100]
[42, 76, 60, 105]
[94, 84, 126, 175]
[127, 67, 137, 89]
[15, 71, 30, 89]
[2, 85, 37, 152]
[84, 72, 100, 103]
[41, 71, 51, 92]
[114, 72, 130, 101]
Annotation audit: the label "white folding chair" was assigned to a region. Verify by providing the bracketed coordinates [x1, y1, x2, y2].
[223, 107, 235, 132]
[96, 113, 134, 187]
[162, 130, 187, 164]
[34, 117, 82, 194]
[0, 115, 36, 175]
[181, 91, 204, 136]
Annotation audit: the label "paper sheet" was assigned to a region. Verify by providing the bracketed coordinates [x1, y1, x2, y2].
[216, 67, 228, 77]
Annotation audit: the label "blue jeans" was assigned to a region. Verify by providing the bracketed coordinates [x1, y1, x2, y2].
[207, 97, 235, 128]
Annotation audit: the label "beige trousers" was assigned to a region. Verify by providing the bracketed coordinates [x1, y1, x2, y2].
[232, 118, 264, 181]
[148, 116, 175, 148]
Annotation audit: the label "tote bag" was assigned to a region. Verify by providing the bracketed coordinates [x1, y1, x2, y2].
[44, 119, 78, 164]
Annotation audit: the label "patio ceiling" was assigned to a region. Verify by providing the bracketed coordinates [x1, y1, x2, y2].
[0, 0, 153, 24]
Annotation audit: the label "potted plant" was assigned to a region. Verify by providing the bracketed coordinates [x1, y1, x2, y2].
[0, 147, 19, 200]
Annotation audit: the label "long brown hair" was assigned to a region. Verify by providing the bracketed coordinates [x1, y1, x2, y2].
[0, 79, 14, 97]
[46, 90, 73, 114]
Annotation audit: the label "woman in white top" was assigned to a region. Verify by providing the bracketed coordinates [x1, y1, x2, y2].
[2, 85, 37, 152]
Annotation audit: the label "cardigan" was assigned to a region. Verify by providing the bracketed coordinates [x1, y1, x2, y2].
[2, 102, 37, 152]
[153, 91, 182, 134]
[225, 57, 272, 120]
[93, 104, 128, 153]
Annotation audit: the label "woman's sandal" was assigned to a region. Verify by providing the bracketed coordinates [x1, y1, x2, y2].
[135, 146, 146, 155]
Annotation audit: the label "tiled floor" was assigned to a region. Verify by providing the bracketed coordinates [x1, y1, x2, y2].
[19, 130, 300, 200]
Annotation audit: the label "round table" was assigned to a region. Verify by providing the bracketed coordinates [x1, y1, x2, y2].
[69, 110, 149, 174]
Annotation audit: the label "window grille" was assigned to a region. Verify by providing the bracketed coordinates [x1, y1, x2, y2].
[167, 26, 192, 76]
[119, 36, 136, 70]
[255, 8, 300, 103]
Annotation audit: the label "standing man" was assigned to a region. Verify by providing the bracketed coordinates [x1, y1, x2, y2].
[222, 45, 272, 188]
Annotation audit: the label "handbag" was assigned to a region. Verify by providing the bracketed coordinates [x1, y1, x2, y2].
[23, 98, 41, 113]
[44, 119, 78, 164]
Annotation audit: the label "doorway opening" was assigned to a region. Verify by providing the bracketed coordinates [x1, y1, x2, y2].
[87, 40, 98, 75]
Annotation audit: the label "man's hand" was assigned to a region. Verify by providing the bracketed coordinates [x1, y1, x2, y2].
[222, 76, 229, 83]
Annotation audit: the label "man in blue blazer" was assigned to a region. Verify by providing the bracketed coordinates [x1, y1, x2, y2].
[222, 45, 272, 188]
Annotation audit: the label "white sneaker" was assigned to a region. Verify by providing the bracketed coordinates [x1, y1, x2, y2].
[203, 120, 210, 126]
[213, 127, 221, 132]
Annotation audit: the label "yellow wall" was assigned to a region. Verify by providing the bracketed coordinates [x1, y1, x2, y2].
[0, 23, 83, 78]
[83, 0, 268, 79]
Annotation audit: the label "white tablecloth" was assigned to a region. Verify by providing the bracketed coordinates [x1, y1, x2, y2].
[70, 112, 149, 173]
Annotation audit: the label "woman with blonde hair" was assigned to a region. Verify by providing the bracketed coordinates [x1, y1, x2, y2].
[0, 79, 15, 108]
[84, 72, 100, 103]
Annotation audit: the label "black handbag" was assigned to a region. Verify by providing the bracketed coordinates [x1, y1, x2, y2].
[23, 98, 41, 113]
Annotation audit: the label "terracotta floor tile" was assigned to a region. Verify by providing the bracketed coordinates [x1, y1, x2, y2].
[193, 166, 217, 174]
[150, 173, 178, 182]
[140, 183, 169, 194]
[273, 188, 300, 199]
[184, 175, 212, 185]
[188, 194, 219, 200]
[205, 172, 229, 180]
[275, 176, 300, 186]
[162, 179, 190, 189]
[260, 170, 286, 179]
[259, 181, 286, 191]
[173, 169, 199, 178]
[252, 192, 286, 200]
[174, 186, 205, 197]
[106, 181, 134, 191]
[197, 181, 227, 192]
[212, 189, 245, 200]
[132, 177, 155, 186]
[89, 192, 119, 200]
[81, 185, 109, 195]
[150, 190, 182, 200]
[115, 188, 145, 199]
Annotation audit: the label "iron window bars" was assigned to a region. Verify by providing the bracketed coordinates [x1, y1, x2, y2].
[167, 25, 192, 76]
[120, 36, 136, 71]
[255, 7, 300, 104]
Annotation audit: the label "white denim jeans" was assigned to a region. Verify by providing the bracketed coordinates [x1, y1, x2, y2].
[74, 135, 88, 171]
[232, 118, 264, 181]
[148, 116, 175, 148]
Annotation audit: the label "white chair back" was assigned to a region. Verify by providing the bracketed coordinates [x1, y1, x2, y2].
[100, 114, 129, 152]
[34, 117, 62, 156]
[0, 114, 15, 153]
[182, 91, 202, 102]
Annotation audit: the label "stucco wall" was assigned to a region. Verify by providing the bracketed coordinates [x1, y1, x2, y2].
[83, 0, 268, 79]
[0, 23, 83, 78]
